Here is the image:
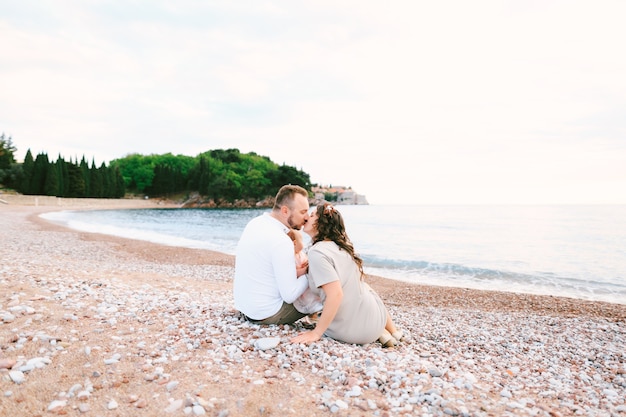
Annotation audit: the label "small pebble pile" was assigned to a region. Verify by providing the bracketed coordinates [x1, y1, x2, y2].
[1, 207, 625, 416]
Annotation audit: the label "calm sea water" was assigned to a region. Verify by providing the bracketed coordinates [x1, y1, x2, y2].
[41, 205, 626, 305]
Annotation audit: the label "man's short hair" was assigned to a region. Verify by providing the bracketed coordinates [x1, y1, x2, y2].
[273, 184, 308, 210]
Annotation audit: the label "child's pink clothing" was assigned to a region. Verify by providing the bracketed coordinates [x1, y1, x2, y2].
[293, 251, 323, 314]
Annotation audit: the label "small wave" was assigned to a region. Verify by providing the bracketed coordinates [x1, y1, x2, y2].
[363, 255, 523, 281]
[362, 256, 626, 305]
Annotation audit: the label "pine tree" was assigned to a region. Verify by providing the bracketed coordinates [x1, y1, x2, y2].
[0, 133, 17, 171]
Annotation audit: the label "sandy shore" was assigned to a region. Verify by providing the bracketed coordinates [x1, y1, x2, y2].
[1, 200, 625, 416]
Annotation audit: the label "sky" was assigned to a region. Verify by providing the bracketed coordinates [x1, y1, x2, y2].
[1, 1, 625, 205]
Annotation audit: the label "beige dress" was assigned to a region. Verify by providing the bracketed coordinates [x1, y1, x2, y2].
[307, 241, 387, 344]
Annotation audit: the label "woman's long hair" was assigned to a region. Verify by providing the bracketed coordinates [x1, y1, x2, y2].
[312, 203, 364, 279]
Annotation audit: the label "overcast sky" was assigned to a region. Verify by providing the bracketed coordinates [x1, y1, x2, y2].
[2, 1, 625, 205]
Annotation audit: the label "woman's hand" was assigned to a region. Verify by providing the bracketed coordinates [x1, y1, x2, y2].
[291, 281, 342, 345]
[290, 329, 321, 344]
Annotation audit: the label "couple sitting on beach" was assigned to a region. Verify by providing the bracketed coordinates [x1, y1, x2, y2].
[233, 184, 405, 347]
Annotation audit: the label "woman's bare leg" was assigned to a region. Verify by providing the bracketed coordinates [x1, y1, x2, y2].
[385, 312, 397, 335]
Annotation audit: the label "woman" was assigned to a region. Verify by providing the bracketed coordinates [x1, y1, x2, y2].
[290, 203, 405, 347]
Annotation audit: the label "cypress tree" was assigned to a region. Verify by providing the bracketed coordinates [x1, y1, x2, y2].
[113, 166, 125, 198]
[80, 156, 90, 197]
[90, 159, 103, 197]
[60, 158, 70, 197]
[20, 149, 34, 194]
[31, 153, 50, 195]
[55, 155, 64, 196]
[100, 162, 111, 197]
[44, 161, 60, 196]
[67, 161, 86, 197]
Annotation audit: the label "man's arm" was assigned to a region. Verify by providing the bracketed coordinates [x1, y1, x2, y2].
[272, 240, 309, 303]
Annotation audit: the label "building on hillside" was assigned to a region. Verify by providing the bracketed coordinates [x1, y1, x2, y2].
[311, 185, 369, 205]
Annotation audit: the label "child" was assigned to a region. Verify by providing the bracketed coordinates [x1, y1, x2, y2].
[287, 229, 323, 316]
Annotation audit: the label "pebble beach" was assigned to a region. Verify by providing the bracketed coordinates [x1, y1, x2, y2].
[1, 199, 625, 417]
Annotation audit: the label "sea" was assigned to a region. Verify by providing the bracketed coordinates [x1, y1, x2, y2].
[40, 204, 626, 305]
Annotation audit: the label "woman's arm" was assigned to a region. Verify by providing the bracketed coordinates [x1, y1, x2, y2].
[290, 280, 343, 344]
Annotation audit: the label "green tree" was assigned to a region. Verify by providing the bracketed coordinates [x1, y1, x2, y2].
[80, 156, 90, 197]
[100, 162, 112, 197]
[270, 165, 311, 191]
[111, 153, 155, 193]
[112, 165, 125, 198]
[44, 161, 60, 196]
[2, 164, 23, 190]
[210, 148, 241, 164]
[148, 164, 174, 196]
[188, 155, 211, 195]
[110, 148, 313, 202]
[19, 149, 34, 194]
[67, 161, 86, 197]
[31, 153, 50, 195]
[55, 156, 65, 196]
[210, 171, 243, 201]
[89, 159, 103, 197]
[59, 157, 70, 197]
[0, 133, 17, 185]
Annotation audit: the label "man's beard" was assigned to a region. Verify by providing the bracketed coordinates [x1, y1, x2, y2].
[287, 216, 302, 230]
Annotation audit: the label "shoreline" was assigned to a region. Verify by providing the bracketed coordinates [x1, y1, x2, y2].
[7, 193, 624, 310]
[2, 199, 625, 416]
[17, 196, 626, 319]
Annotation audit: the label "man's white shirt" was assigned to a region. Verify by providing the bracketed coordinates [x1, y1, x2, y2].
[233, 213, 309, 320]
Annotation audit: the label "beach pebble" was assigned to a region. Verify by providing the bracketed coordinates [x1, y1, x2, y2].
[254, 337, 280, 350]
[104, 353, 122, 365]
[346, 386, 362, 397]
[1, 312, 16, 323]
[0, 358, 16, 369]
[47, 399, 67, 412]
[165, 399, 184, 413]
[192, 405, 207, 415]
[9, 370, 25, 384]
[68, 383, 82, 396]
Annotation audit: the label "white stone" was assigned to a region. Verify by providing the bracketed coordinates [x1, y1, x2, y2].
[165, 399, 184, 413]
[254, 337, 280, 350]
[47, 400, 67, 411]
[9, 370, 25, 384]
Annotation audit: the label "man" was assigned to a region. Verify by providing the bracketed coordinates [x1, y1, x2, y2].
[233, 184, 311, 325]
